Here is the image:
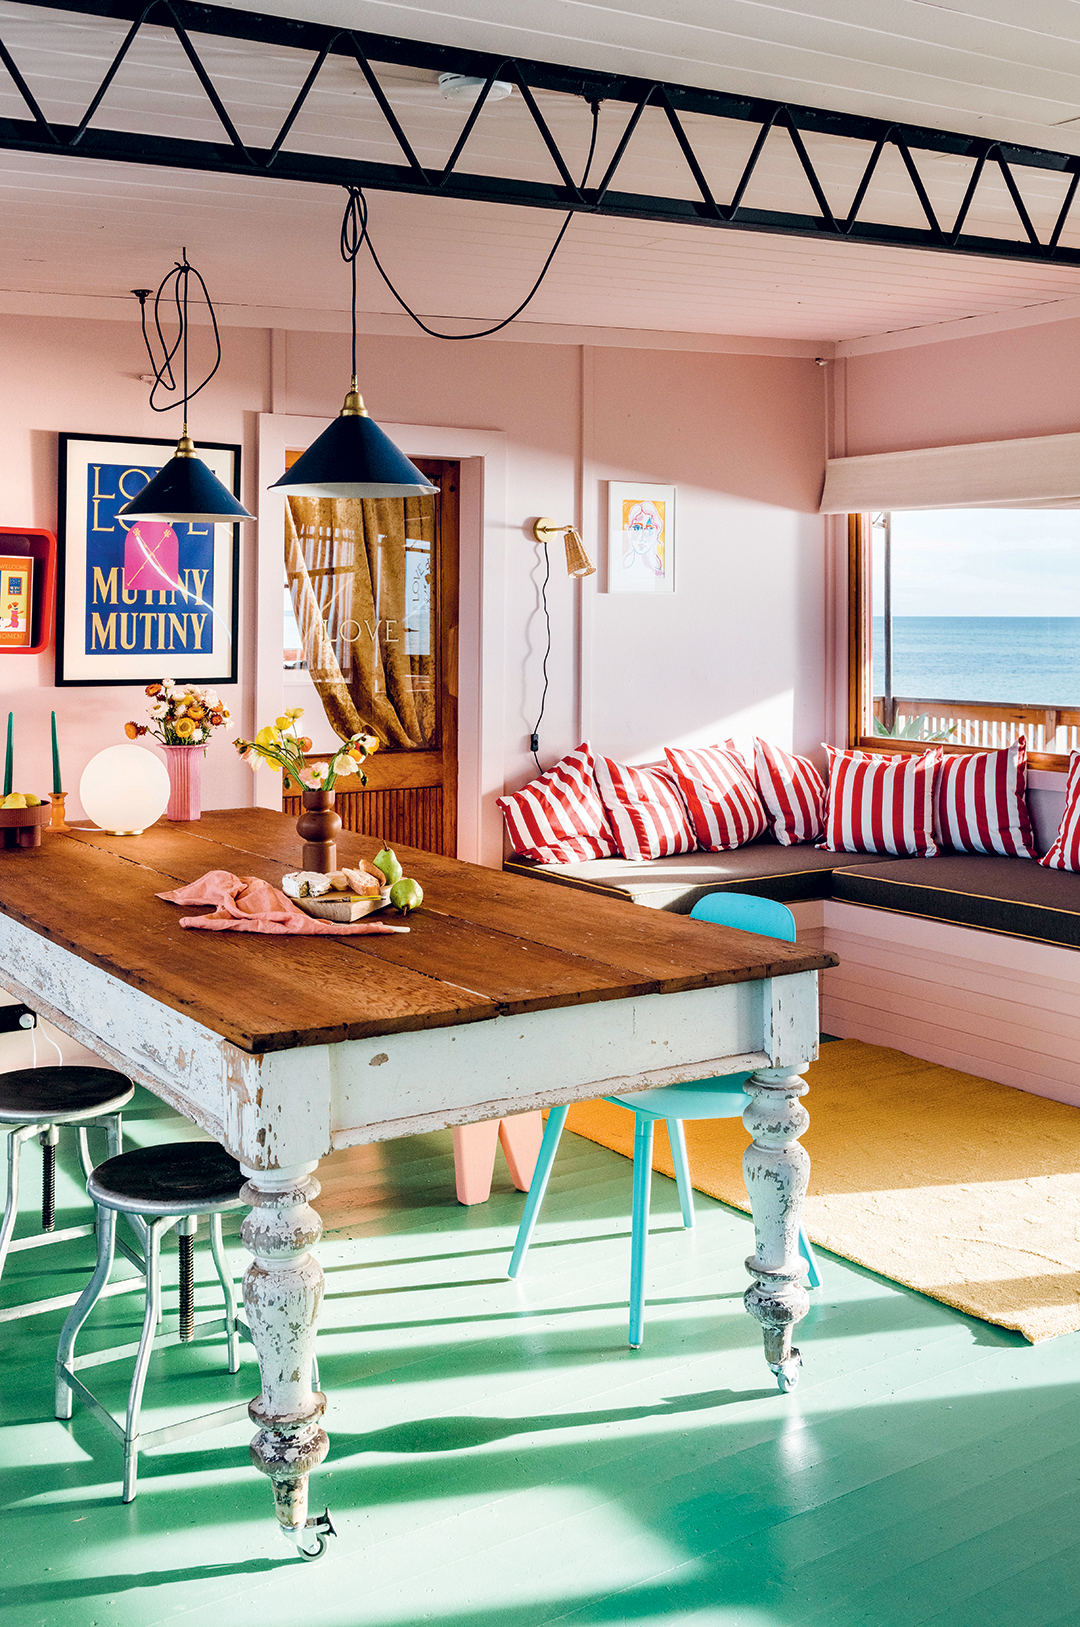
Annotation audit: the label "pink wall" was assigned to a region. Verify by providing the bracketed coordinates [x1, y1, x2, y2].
[587, 347, 826, 764]
[0, 314, 268, 817]
[840, 316, 1080, 456]
[1, 312, 827, 824]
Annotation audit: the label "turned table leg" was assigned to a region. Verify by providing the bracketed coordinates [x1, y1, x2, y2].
[741, 1065, 811, 1393]
[240, 1161, 334, 1559]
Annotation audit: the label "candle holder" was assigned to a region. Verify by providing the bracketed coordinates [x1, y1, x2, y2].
[48, 791, 68, 833]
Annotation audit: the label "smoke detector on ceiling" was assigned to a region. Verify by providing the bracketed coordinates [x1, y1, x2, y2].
[438, 74, 514, 105]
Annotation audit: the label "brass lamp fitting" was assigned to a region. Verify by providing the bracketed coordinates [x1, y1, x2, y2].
[532, 517, 596, 578]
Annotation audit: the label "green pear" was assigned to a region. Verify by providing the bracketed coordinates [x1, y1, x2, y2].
[373, 847, 403, 886]
[389, 878, 423, 915]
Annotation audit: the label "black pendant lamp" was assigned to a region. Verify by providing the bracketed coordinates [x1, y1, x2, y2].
[120, 257, 254, 526]
[270, 190, 436, 501]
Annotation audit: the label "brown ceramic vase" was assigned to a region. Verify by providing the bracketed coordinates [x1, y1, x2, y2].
[296, 788, 341, 874]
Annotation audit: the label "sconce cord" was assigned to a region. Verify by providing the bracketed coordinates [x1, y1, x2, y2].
[136, 251, 222, 426]
[339, 98, 601, 344]
[531, 536, 553, 775]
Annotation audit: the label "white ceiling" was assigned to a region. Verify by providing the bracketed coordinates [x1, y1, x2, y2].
[3, 0, 1080, 346]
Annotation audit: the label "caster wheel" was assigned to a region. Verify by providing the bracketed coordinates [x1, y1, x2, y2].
[293, 1507, 336, 1561]
[771, 1348, 802, 1393]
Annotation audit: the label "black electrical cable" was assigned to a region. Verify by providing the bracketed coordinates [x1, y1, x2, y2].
[530, 537, 553, 774]
[338, 98, 601, 343]
[135, 250, 222, 424]
[337, 98, 603, 772]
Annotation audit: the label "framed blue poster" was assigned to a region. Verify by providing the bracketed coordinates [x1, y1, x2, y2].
[55, 433, 240, 687]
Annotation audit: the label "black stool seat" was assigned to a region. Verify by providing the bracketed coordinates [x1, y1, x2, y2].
[88, 1141, 244, 1216]
[0, 1065, 134, 1124]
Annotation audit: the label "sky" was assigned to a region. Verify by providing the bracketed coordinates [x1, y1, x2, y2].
[871, 509, 1080, 617]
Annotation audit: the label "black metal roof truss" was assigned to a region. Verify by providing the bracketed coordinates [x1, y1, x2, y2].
[2, 0, 1080, 266]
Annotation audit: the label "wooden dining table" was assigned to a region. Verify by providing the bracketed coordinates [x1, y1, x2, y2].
[0, 808, 836, 1556]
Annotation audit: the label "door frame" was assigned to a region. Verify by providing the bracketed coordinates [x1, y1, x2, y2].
[257, 414, 507, 867]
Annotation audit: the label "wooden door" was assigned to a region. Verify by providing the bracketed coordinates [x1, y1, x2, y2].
[282, 457, 459, 856]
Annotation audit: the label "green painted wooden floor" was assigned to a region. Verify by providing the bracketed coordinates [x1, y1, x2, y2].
[3, 1085, 1080, 1627]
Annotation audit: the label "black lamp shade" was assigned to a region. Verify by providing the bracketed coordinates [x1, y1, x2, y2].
[269, 413, 437, 499]
[118, 454, 254, 524]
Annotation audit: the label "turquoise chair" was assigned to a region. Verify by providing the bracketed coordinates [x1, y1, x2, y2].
[508, 892, 821, 1349]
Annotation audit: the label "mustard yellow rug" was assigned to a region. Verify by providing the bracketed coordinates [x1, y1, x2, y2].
[566, 1039, 1080, 1343]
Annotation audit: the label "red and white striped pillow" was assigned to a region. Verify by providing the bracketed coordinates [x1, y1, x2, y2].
[594, 757, 696, 861]
[819, 745, 941, 856]
[496, 742, 618, 864]
[663, 743, 767, 851]
[934, 739, 1036, 858]
[754, 738, 827, 846]
[1040, 750, 1080, 871]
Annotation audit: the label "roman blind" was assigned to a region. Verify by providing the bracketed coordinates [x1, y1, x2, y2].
[819, 430, 1080, 512]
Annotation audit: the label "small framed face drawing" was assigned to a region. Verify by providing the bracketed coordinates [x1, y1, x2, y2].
[606, 482, 675, 593]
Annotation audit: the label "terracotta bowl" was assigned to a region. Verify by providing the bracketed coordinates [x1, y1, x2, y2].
[0, 801, 51, 850]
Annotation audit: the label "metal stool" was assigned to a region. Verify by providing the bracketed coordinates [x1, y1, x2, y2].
[55, 1140, 248, 1502]
[0, 1065, 135, 1323]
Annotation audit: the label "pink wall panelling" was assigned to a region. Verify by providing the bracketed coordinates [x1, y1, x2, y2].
[815, 900, 1080, 1109]
[840, 315, 1080, 458]
[0, 313, 268, 818]
[2, 312, 831, 826]
[585, 345, 828, 770]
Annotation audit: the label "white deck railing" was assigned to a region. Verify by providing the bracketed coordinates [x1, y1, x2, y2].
[871, 698, 1080, 755]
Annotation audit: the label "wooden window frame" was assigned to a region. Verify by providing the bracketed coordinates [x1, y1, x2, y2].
[848, 511, 1073, 772]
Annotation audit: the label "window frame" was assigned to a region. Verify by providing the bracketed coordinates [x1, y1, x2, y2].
[847, 510, 1073, 772]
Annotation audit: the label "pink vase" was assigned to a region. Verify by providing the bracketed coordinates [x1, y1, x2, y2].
[162, 744, 203, 821]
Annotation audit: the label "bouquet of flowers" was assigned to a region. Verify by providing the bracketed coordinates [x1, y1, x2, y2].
[125, 680, 232, 746]
[233, 708, 377, 791]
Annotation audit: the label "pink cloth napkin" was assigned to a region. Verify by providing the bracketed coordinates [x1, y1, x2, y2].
[156, 869, 410, 935]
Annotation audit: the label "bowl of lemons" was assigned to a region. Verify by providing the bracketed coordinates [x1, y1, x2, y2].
[0, 791, 50, 850]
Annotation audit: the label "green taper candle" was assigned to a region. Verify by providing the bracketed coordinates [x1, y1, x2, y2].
[51, 710, 61, 794]
[3, 712, 11, 797]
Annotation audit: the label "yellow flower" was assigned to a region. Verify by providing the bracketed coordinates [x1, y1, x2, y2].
[255, 726, 280, 748]
[274, 716, 292, 730]
[173, 717, 196, 740]
[284, 706, 305, 721]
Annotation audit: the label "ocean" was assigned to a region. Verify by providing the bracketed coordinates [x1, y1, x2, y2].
[871, 617, 1080, 707]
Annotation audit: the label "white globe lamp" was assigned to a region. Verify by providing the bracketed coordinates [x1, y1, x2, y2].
[79, 744, 170, 836]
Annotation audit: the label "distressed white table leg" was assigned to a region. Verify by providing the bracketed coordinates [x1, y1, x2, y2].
[240, 1161, 332, 1557]
[741, 1065, 811, 1392]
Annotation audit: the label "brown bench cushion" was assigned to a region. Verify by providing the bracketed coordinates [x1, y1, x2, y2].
[505, 838, 898, 913]
[832, 854, 1080, 949]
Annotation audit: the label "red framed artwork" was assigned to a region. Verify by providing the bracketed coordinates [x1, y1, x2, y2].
[0, 526, 57, 655]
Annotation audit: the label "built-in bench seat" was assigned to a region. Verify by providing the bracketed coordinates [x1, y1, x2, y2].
[504, 838, 898, 913]
[506, 841, 1080, 947]
[506, 842, 1080, 1104]
[830, 853, 1080, 951]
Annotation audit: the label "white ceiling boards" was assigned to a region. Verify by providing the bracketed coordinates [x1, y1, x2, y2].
[3, 1, 1080, 345]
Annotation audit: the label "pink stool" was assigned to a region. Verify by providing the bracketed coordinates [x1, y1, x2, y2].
[452, 1112, 544, 1206]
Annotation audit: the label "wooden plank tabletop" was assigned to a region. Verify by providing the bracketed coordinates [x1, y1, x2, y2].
[0, 810, 836, 1054]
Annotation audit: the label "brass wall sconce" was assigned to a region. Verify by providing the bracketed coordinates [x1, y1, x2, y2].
[532, 518, 596, 578]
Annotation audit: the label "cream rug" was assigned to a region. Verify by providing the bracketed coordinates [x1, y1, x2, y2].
[566, 1039, 1080, 1342]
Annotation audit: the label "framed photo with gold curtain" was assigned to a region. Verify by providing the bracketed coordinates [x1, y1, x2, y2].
[606, 481, 675, 593]
[56, 432, 240, 686]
